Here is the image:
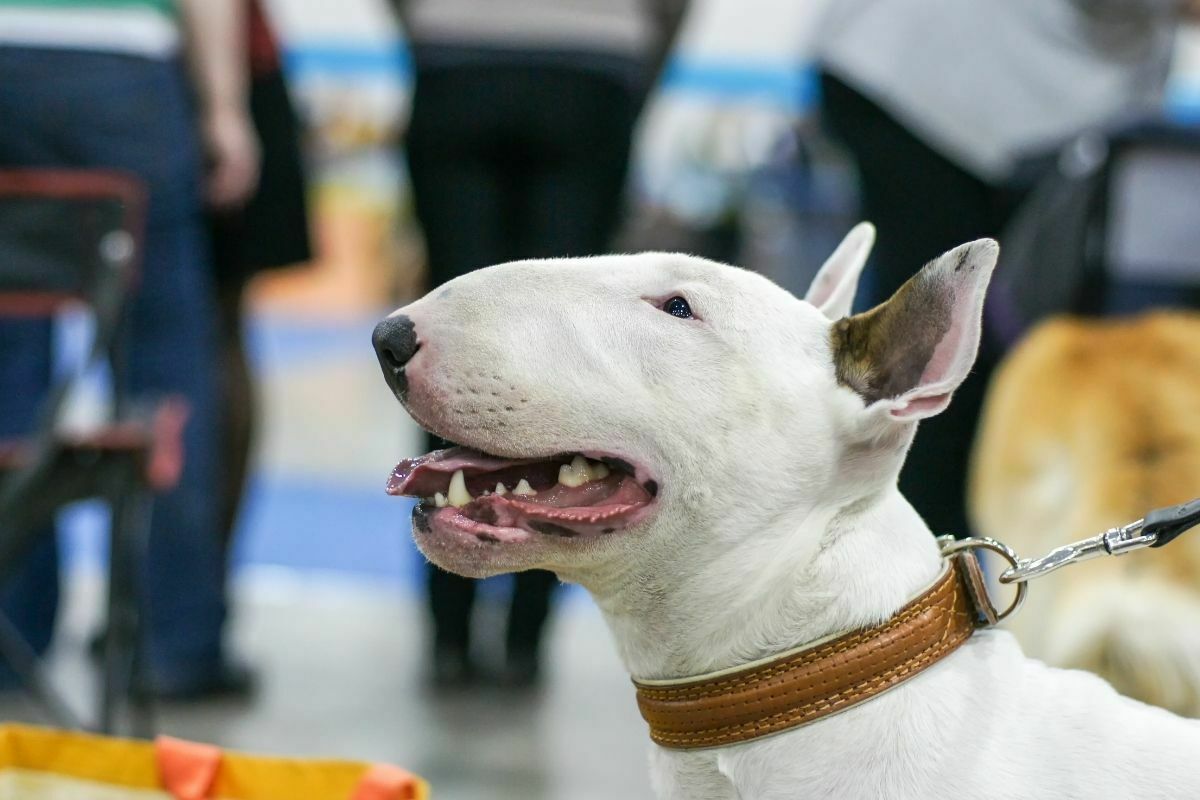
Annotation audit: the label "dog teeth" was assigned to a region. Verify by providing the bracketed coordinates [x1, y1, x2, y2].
[448, 458, 611, 504]
[559, 455, 610, 487]
[434, 492, 447, 508]
[448, 469, 473, 507]
[558, 455, 591, 487]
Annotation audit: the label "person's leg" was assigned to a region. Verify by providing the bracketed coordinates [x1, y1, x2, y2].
[213, 275, 253, 558]
[210, 65, 311, 571]
[0, 49, 231, 694]
[127, 187, 228, 694]
[74, 57, 230, 694]
[0, 319, 58, 688]
[504, 569, 559, 684]
[407, 69, 513, 285]
[498, 69, 639, 679]
[510, 71, 638, 260]
[820, 73, 998, 300]
[426, 565, 477, 670]
[405, 65, 511, 684]
[0, 46, 101, 686]
[820, 72, 1002, 538]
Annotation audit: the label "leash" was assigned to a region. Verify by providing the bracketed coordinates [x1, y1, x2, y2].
[634, 497, 1200, 750]
[947, 496, 1200, 597]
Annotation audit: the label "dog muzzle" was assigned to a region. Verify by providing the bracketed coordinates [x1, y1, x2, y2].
[633, 552, 994, 750]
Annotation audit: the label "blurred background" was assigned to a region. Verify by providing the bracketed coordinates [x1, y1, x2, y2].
[1, 0, 1200, 798]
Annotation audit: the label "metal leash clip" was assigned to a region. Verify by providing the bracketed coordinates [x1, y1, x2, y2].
[937, 497, 1200, 628]
[999, 497, 1200, 586]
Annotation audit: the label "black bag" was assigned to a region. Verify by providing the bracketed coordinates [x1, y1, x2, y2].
[987, 120, 1200, 349]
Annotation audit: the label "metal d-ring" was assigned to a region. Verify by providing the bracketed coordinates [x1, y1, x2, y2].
[938, 536, 1028, 625]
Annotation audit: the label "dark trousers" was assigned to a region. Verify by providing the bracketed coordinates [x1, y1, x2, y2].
[0, 48, 226, 684]
[405, 61, 638, 657]
[820, 73, 1031, 538]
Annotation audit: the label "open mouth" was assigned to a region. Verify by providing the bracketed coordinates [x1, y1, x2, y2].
[387, 447, 658, 542]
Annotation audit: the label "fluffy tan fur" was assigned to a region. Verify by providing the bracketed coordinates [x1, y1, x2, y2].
[970, 312, 1200, 715]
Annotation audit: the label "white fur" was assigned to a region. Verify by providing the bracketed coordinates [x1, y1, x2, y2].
[388, 228, 1200, 798]
[803, 221, 875, 320]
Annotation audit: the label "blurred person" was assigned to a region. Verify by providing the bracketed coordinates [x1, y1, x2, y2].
[392, 0, 688, 689]
[208, 0, 310, 582]
[0, 0, 259, 697]
[815, 0, 1193, 540]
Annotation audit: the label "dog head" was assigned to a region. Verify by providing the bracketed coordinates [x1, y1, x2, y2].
[375, 224, 997, 584]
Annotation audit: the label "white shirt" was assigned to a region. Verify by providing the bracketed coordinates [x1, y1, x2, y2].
[818, 0, 1180, 180]
[404, 0, 657, 57]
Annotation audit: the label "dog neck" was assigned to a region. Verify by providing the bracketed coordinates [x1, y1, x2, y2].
[581, 474, 944, 681]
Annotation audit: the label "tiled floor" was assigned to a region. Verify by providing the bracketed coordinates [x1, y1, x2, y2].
[2, 311, 655, 799]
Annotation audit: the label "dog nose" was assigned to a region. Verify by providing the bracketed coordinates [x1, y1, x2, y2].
[372, 314, 419, 397]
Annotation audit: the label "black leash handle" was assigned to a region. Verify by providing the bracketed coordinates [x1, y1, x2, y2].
[1145, 498, 1200, 548]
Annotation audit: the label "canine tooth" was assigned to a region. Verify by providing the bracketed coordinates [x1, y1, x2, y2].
[587, 460, 610, 480]
[557, 465, 585, 487]
[434, 492, 447, 508]
[513, 479, 536, 496]
[495, 483, 508, 496]
[559, 455, 591, 488]
[448, 470, 472, 507]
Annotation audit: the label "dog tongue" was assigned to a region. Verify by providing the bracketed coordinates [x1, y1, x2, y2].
[386, 448, 540, 496]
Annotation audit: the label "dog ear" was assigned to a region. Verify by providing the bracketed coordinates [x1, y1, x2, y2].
[804, 222, 875, 320]
[830, 239, 998, 422]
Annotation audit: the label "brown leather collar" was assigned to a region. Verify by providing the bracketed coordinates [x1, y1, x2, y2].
[633, 556, 982, 749]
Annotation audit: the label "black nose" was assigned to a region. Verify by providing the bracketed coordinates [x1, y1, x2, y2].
[372, 314, 418, 397]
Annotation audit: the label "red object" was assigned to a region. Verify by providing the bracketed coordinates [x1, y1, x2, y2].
[155, 736, 222, 800]
[248, 0, 280, 76]
[351, 764, 423, 800]
[146, 397, 190, 491]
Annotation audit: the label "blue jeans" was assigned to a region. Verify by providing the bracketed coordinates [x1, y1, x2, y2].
[0, 47, 226, 684]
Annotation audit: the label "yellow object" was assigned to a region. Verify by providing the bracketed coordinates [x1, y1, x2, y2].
[0, 724, 428, 800]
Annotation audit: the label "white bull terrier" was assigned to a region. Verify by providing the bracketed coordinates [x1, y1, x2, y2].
[373, 224, 1200, 799]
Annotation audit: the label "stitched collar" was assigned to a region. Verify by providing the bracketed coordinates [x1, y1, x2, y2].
[632, 556, 981, 749]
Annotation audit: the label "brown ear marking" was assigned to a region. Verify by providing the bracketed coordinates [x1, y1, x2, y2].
[831, 267, 953, 404]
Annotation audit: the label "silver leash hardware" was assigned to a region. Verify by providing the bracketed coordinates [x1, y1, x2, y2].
[935, 497, 1200, 627]
[999, 497, 1200, 586]
[938, 535, 1028, 625]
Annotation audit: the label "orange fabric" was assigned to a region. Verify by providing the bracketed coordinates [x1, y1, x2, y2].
[0, 724, 428, 800]
[349, 764, 422, 800]
[0, 725, 161, 789]
[155, 736, 222, 800]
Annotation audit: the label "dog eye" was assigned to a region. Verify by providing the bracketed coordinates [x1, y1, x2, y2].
[662, 296, 693, 319]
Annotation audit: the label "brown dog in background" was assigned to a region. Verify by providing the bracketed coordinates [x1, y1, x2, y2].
[971, 312, 1200, 716]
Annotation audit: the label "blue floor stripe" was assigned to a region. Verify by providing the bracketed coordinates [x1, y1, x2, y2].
[61, 474, 580, 601]
[231, 474, 424, 584]
[246, 315, 383, 371]
[283, 44, 412, 82]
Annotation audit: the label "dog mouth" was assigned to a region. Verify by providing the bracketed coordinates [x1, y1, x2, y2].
[387, 446, 659, 542]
